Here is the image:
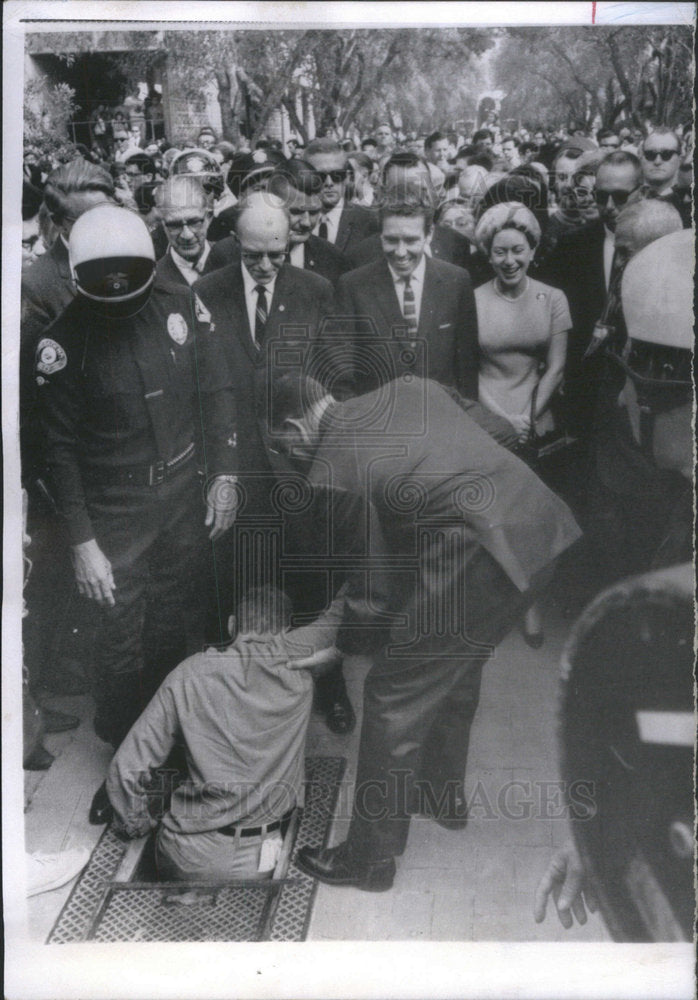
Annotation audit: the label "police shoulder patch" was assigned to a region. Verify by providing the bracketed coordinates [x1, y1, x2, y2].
[167, 312, 189, 346]
[36, 338, 67, 375]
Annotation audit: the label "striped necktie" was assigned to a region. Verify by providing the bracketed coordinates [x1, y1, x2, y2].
[254, 283, 268, 347]
[402, 276, 418, 337]
[318, 217, 329, 241]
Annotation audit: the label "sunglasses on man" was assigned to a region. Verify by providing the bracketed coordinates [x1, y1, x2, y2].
[594, 188, 633, 207]
[642, 149, 679, 162]
[316, 170, 347, 183]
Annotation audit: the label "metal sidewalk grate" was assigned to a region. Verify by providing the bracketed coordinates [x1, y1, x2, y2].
[47, 826, 130, 944]
[89, 882, 279, 942]
[47, 756, 346, 944]
[271, 754, 346, 941]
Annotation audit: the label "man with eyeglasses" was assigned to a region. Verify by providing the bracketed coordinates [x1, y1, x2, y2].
[539, 150, 642, 439]
[204, 160, 351, 288]
[155, 176, 213, 286]
[639, 128, 691, 228]
[192, 192, 337, 634]
[303, 138, 379, 257]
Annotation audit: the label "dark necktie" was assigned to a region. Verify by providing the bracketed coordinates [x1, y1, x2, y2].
[402, 277, 418, 339]
[318, 217, 329, 241]
[254, 283, 268, 347]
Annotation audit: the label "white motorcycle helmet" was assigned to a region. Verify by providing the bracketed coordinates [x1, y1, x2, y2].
[69, 204, 156, 318]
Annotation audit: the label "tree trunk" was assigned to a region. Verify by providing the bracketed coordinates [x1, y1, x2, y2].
[214, 64, 240, 143]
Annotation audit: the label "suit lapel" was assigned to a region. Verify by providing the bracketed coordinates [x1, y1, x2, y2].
[336, 206, 351, 253]
[227, 266, 258, 363]
[371, 259, 407, 337]
[268, 266, 298, 335]
[418, 258, 442, 333]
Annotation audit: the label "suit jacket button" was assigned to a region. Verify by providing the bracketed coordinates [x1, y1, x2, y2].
[278, 304, 285, 312]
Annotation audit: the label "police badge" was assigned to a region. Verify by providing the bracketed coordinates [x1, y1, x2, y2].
[36, 338, 67, 375]
[167, 313, 189, 345]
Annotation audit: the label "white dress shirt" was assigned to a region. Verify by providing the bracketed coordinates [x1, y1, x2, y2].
[170, 242, 212, 285]
[603, 226, 615, 290]
[386, 254, 427, 330]
[314, 199, 344, 244]
[289, 242, 305, 268]
[241, 263, 278, 345]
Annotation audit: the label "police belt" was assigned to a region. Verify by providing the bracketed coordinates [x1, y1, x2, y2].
[85, 442, 196, 487]
[218, 808, 294, 839]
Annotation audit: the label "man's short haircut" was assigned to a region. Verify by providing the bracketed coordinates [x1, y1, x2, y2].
[501, 135, 521, 148]
[380, 149, 429, 183]
[304, 137, 344, 158]
[615, 198, 682, 257]
[124, 152, 156, 177]
[468, 151, 494, 172]
[596, 127, 618, 143]
[641, 126, 681, 153]
[154, 175, 209, 214]
[455, 144, 476, 161]
[43, 159, 115, 221]
[472, 128, 494, 144]
[236, 585, 293, 634]
[264, 372, 328, 430]
[361, 137, 378, 149]
[597, 149, 642, 185]
[519, 141, 539, 157]
[267, 158, 324, 199]
[347, 151, 374, 174]
[233, 190, 291, 232]
[377, 191, 434, 232]
[425, 130, 447, 150]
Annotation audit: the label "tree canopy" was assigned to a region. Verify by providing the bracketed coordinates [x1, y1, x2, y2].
[492, 25, 694, 130]
[25, 24, 693, 145]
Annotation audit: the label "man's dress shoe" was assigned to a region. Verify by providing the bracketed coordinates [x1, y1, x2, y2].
[89, 781, 113, 826]
[42, 707, 80, 733]
[295, 842, 395, 891]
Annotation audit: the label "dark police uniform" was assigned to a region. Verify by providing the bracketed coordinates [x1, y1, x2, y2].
[36, 276, 237, 746]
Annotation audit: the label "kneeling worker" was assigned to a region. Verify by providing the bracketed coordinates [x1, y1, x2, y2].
[106, 586, 341, 881]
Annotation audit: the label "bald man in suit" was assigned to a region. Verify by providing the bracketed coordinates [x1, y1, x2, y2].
[193, 191, 356, 736]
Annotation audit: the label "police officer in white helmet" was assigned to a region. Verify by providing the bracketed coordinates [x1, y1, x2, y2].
[35, 204, 238, 823]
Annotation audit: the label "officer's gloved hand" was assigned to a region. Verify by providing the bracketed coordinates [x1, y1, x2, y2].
[70, 538, 116, 607]
[205, 474, 239, 540]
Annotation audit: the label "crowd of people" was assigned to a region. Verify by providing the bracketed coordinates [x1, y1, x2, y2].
[19, 103, 693, 920]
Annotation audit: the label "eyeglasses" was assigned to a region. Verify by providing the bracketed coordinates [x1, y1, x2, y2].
[240, 250, 288, 264]
[164, 217, 208, 232]
[316, 170, 347, 183]
[594, 188, 633, 207]
[642, 148, 679, 162]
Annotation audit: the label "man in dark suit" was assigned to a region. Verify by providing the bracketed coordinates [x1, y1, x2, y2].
[539, 150, 642, 438]
[639, 127, 691, 228]
[348, 151, 472, 271]
[263, 372, 581, 890]
[193, 192, 356, 735]
[154, 176, 214, 286]
[204, 160, 350, 287]
[333, 192, 479, 401]
[303, 137, 379, 256]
